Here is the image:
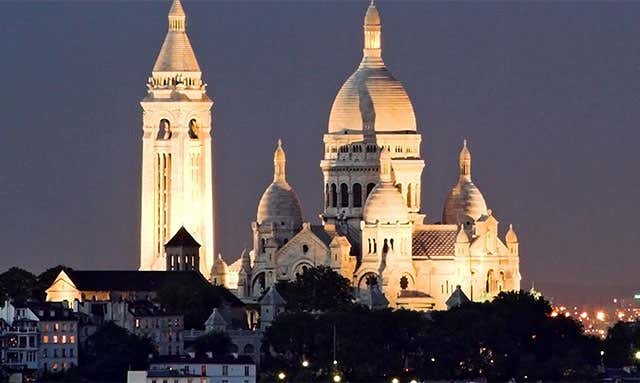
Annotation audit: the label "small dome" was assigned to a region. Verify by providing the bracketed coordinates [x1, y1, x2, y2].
[256, 140, 303, 229]
[443, 140, 488, 224]
[363, 148, 410, 224]
[327, 1, 416, 133]
[363, 183, 409, 224]
[506, 224, 518, 243]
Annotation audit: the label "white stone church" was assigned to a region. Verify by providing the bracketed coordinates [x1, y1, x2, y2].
[140, 0, 521, 311]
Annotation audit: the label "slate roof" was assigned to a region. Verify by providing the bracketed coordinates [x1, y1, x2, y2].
[150, 354, 254, 365]
[165, 226, 200, 248]
[258, 286, 286, 306]
[412, 227, 458, 257]
[310, 225, 339, 247]
[65, 270, 209, 292]
[26, 302, 77, 321]
[446, 285, 471, 310]
[127, 300, 179, 317]
[153, 30, 200, 72]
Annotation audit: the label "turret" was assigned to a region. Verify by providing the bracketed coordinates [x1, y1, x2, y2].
[506, 224, 519, 256]
[165, 226, 201, 271]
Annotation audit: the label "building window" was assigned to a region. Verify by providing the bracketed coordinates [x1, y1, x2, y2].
[340, 183, 348, 207]
[53, 335, 58, 344]
[244, 366, 250, 376]
[42, 335, 49, 344]
[135, 319, 140, 328]
[70, 349, 74, 357]
[302, 245, 309, 254]
[52, 362, 58, 371]
[366, 183, 376, 198]
[222, 365, 228, 376]
[42, 349, 48, 358]
[330, 184, 337, 208]
[54, 323, 60, 331]
[353, 183, 362, 207]
[69, 336, 75, 344]
[61, 335, 67, 344]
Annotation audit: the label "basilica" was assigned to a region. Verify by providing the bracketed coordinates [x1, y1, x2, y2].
[141, 0, 521, 311]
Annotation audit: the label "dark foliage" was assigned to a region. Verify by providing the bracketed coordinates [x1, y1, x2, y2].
[192, 331, 234, 357]
[0, 267, 37, 302]
[156, 278, 222, 329]
[604, 320, 640, 368]
[79, 321, 156, 382]
[262, 291, 601, 382]
[276, 266, 354, 312]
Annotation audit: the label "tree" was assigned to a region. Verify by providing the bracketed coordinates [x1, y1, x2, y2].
[192, 331, 234, 357]
[156, 279, 222, 329]
[80, 322, 156, 382]
[276, 266, 354, 312]
[0, 267, 37, 302]
[604, 320, 640, 368]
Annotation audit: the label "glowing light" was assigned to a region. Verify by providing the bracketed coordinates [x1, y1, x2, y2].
[635, 351, 640, 360]
[333, 375, 342, 382]
[550, 311, 558, 317]
[301, 360, 309, 368]
[580, 312, 588, 319]
[277, 372, 286, 380]
[596, 311, 605, 321]
[410, 380, 418, 383]
[431, 357, 436, 362]
[391, 378, 399, 383]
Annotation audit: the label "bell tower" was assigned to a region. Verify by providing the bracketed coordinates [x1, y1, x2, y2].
[139, 0, 214, 276]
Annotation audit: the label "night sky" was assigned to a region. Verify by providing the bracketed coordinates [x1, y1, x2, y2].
[1, 0, 639, 303]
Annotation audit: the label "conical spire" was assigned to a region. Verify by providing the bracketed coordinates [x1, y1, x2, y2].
[459, 139, 472, 180]
[273, 139, 287, 183]
[362, 0, 383, 66]
[152, 0, 201, 73]
[456, 224, 469, 243]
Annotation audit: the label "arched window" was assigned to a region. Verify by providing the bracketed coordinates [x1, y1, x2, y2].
[188, 119, 199, 139]
[157, 119, 171, 140]
[261, 238, 266, 254]
[340, 183, 348, 207]
[331, 184, 337, 208]
[366, 183, 376, 198]
[486, 270, 494, 294]
[353, 183, 362, 207]
[325, 184, 330, 208]
[407, 183, 412, 208]
[302, 244, 309, 254]
[373, 239, 377, 253]
[390, 238, 394, 250]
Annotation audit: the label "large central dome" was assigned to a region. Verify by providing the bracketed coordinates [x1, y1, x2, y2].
[328, 1, 416, 133]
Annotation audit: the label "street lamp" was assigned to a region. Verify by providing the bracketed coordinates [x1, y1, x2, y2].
[277, 372, 286, 381]
[635, 351, 640, 360]
[333, 374, 342, 382]
[301, 360, 309, 368]
[391, 378, 400, 383]
[409, 380, 418, 383]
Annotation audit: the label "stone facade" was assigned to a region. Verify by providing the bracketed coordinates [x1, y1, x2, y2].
[215, 1, 521, 311]
[139, 0, 215, 276]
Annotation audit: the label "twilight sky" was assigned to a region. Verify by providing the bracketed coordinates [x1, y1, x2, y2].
[1, 0, 639, 303]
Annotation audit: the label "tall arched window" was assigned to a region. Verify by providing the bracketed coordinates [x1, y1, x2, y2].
[340, 183, 349, 207]
[486, 270, 494, 294]
[325, 184, 330, 208]
[407, 183, 412, 208]
[188, 119, 199, 139]
[331, 184, 337, 208]
[157, 119, 171, 140]
[353, 183, 362, 207]
[366, 183, 376, 198]
[261, 238, 266, 254]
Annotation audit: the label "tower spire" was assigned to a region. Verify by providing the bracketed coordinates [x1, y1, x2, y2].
[274, 139, 287, 183]
[362, 0, 382, 66]
[459, 139, 471, 180]
[168, 0, 186, 32]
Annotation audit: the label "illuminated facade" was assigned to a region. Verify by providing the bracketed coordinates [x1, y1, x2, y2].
[139, 0, 214, 275]
[213, 1, 521, 311]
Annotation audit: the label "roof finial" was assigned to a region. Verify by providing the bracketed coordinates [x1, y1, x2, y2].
[273, 139, 287, 183]
[459, 138, 471, 179]
[362, 0, 382, 65]
[168, 0, 186, 32]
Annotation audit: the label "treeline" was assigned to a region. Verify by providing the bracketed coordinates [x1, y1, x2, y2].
[261, 266, 637, 382]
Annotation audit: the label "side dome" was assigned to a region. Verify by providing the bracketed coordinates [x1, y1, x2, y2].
[363, 148, 410, 224]
[256, 140, 303, 229]
[327, 1, 416, 133]
[442, 140, 488, 224]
